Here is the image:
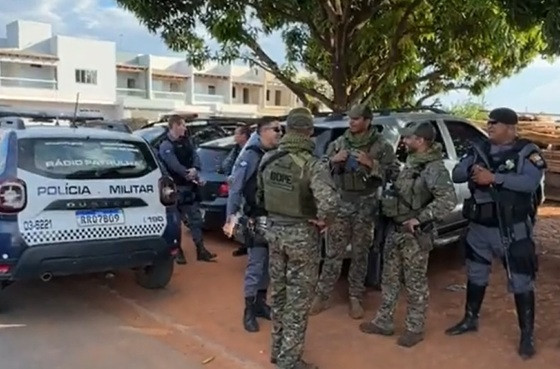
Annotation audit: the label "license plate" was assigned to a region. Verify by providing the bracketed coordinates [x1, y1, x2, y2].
[76, 209, 125, 227]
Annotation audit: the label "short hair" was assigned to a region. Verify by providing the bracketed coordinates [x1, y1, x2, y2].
[167, 114, 184, 128]
[236, 125, 251, 138]
[257, 118, 278, 133]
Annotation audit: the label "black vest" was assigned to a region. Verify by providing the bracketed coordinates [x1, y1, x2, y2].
[464, 138, 536, 226]
[164, 136, 196, 186]
[242, 145, 266, 217]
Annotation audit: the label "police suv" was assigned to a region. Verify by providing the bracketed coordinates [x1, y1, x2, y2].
[0, 117, 181, 292]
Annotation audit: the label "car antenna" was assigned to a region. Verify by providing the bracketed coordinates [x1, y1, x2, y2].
[71, 92, 80, 128]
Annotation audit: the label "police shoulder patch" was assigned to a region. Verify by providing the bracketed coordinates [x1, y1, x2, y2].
[528, 152, 546, 169]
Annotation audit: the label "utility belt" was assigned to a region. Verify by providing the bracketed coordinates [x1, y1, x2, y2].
[389, 220, 435, 252]
[462, 197, 530, 226]
[245, 216, 268, 247]
[176, 185, 201, 205]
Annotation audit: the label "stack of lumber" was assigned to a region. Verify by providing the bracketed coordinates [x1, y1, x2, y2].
[473, 119, 560, 148]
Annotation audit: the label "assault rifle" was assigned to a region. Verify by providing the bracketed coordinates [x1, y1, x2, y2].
[470, 142, 512, 279]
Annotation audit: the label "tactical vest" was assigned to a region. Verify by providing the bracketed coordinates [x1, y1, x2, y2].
[242, 145, 266, 217]
[462, 139, 536, 226]
[162, 137, 195, 186]
[380, 162, 434, 223]
[332, 135, 382, 193]
[261, 150, 317, 219]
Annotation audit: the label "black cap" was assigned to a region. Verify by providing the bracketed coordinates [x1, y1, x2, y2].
[488, 107, 518, 125]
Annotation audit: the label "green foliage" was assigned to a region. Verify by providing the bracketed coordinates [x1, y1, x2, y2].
[447, 100, 489, 121]
[116, 0, 555, 112]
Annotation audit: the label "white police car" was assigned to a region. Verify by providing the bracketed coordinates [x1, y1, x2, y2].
[0, 117, 181, 291]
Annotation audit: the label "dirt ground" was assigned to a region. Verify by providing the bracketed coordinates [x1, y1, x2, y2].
[74, 204, 560, 369]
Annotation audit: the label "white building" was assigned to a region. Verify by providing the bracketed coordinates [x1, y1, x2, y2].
[0, 20, 310, 121]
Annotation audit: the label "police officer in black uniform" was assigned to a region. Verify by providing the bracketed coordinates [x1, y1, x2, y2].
[446, 107, 545, 359]
[159, 115, 217, 264]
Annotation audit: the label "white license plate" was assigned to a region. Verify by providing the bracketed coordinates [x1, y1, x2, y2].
[76, 209, 125, 227]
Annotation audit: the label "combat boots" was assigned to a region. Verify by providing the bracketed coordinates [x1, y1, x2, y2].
[255, 289, 271, 320]
[243, 297, 259, 332]
[515, 291, 536, 359]
[445, 281, 486, 335]
[349, 297, 364, 319]
[309, 295, 330, 316]
[175, 248, 187, 265]
[196, 243, 217, 262]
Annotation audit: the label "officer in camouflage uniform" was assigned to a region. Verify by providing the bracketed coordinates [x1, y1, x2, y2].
[360, 121, 457, 347]
[257, 107, 341, 369]
[445, 108, 545, 359]
[311, 104, 399, 319]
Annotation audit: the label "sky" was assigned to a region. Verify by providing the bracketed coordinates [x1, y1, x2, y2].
[1, 0, 560, 114]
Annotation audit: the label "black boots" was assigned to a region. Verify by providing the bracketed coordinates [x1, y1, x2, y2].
[445, 281, 486, 335]
[446, 282, 536, 360]
[175, 248, 187, 265]
[196, 243, 217, 262]
[243, 290, 271, 332]
[244, 297, 259, 332]
[255, 289, 271, 320]
[515, 291, 536, 359]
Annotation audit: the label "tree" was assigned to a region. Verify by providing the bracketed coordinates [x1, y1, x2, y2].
[117, 0, 551, 112]
[497, 0, 560, 54]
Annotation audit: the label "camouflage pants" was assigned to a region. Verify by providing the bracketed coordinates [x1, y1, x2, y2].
[315, 198, 375, 300]
[372, 228, 430, 334]
[266, 222, 321, 369]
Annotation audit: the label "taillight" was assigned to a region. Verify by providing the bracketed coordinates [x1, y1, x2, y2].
[0, 179, 27, 213]
[158, 176, 177, 206]
[217, 182, 229, 197]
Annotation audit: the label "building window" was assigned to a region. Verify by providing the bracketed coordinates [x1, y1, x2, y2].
[208, 85, 216, 95]
[232, 86, 236, 99]
[254, 68, 259, 75]
[243, 88, 249, 104]
[275, 90, 282, 106]
[266, 89, 270, 101]
[75, 69, 97, 85]
[127, 78, 136, 89]
[170, 82, 179, 92]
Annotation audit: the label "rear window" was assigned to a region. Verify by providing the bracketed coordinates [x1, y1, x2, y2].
[198, 147, 230, 172]
[18, 137, 158, 179]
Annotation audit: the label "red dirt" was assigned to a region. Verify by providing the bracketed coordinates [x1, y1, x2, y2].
[73, 204, 560, 369]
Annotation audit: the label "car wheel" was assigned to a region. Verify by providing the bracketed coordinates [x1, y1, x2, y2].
[135, 256, 174, 289]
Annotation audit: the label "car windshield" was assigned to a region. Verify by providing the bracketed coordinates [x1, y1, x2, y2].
[18, 137, 158, 179]
[134, 127, 166, 145]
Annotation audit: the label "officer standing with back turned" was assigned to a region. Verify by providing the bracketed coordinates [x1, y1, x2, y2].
[159, 114, 217, 264]
[445, 108, 545, 359]
[257, 107, 341, 369]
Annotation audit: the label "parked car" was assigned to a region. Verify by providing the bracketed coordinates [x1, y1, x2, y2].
[0, 116, 182, 292]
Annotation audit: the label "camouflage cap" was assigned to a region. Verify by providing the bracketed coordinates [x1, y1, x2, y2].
[348, 104, 373, 119]
[488, 107, 518, 125]
[400, 121, 436, 141]
[286, 107, 314, 130]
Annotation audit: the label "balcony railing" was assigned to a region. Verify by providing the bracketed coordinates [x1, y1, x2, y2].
[153, 91, 186, 100]
[195, 93, 225, 103]
[117, 88, 147, 98]
[0, 76, 57, 89]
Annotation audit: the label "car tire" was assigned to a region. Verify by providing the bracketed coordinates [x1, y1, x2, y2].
[135, 256, 174, 290]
